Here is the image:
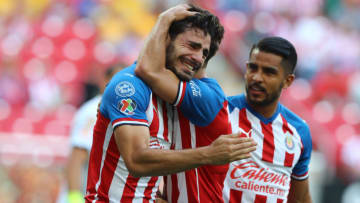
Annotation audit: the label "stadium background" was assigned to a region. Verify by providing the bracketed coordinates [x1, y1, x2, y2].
[0, 0, 359, 202]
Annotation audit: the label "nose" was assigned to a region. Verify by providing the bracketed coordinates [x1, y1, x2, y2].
[190, 51, 204, 65]
[252, 70, 263, 82]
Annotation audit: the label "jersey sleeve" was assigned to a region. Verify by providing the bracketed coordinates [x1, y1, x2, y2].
[69, 99, 98, 151]
[100, 73, 151, 129]
[292, 123, 312, 180]
[173, 78, 225, 127]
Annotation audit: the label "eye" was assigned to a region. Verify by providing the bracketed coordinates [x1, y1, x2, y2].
[203, 49, 209, 59]
[263, 67, 277, 75]
[247, 63, 258, 71]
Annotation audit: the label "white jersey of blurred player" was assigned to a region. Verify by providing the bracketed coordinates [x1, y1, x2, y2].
[70, 95, 101, 152]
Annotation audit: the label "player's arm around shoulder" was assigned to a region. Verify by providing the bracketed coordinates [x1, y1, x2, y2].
[287, 178, 312, 203]
[135, 4, 196, 104]
[114, 125, 257, 177]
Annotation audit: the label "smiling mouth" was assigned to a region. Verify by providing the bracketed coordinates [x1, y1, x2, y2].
[181, 57, 201, 72]
[248, 85, 266, 96]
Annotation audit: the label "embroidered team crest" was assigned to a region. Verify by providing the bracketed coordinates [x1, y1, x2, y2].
[118, 99, 137, 115]
[115, 81, 135, 97]
[285, 133, 295, 150]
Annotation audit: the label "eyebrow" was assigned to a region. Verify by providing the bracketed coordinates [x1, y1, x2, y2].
[248, 62, 278, 71]
[189, 41, 202, 49]
[189, 41, 209, 57]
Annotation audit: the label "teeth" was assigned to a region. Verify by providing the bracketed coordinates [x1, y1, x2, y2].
[185, 64, 193, 71]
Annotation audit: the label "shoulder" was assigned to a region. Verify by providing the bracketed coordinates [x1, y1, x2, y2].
[110, 65, 150, 92]
[280, 105, 311, 144]
[227, 94, 246, 112]
[188, 78, 225, 100]
[198, 78, 224, 94]
[104, 65, 152, 102]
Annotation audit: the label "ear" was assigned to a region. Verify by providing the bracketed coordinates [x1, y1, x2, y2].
[166, 34, 171, 47]
[283, 74, 295, 89]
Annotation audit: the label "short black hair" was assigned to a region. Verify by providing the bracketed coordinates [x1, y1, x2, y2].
[249, 36, 297, 74]
[168, 4, 224, 63]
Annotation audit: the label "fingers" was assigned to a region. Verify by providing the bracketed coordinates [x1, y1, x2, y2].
[161, 4, 198, 22]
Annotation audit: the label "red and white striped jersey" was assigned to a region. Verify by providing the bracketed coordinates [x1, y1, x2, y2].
[165, 79, 231, 203]
[223, 94, 312, 203]
[86, 65, 173, 203]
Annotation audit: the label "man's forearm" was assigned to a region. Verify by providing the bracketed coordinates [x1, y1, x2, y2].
[128, 146, 209, 177]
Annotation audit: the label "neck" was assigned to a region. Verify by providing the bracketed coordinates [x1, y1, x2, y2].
[194, 68, 206, 79]
[247, 98, 279, 118]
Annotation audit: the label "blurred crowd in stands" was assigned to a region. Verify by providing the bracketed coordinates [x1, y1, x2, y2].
[0, 0, 359, 202]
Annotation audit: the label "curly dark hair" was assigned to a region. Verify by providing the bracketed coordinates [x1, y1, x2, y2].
[168, 4, 225, 64]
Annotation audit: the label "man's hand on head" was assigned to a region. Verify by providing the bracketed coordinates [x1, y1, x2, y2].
[159, 4, 197, 23]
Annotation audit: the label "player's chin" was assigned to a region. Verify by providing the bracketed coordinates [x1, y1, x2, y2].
[248, 95, 265, 105]
[178, 72, 193, 82]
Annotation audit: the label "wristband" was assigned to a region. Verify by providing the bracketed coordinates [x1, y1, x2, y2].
[68, 190, 83, 203]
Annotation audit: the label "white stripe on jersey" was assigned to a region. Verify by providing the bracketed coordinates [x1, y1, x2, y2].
[171, 109, 189, 202]
[113, 120, 149, 127]
[108, 156, 127, 202]
[146, 93, 154, 126]
[272, 116, 287, 167]
[189, 123, 201, 202]
[174, 82, 185, 106]
[177, 171, 189, 203]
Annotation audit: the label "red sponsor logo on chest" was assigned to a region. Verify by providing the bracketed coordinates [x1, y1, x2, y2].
[230, 161, 289, 187]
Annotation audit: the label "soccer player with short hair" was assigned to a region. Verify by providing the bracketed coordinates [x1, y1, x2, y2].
[223, 37, 313, 203]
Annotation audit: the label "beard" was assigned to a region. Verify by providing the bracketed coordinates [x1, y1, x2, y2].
[165, 43, 191, 81]
[245, 82, 284, 107]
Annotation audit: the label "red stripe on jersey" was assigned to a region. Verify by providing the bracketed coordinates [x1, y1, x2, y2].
[177, 82, 187, 106]
[229, 189, 243, 203]
[178, 109, 198, 202]
[96, 134, 121, 202]
[281, 115, 293, 135]
[292, 171, 308, 178]
[162, 101, 169, 142]
[163, 176, 168, 201]
[281, 115, 295, 167]
[86, 113, 110, 201]
[178, 109, 199, 203]
[152, 95, 159, 110]
[277, 198, 284, 203]
[284, 151, 295, 167]
[254, 194, 267, 203]
[143, 176, 159, 203]
[239, 108, 252, 137]
[120, 175, 140, 202]
[195, 101, 230, 203]
[261, 122, 275, 163]
[171, 174, 179, 203]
